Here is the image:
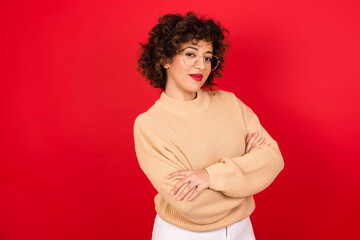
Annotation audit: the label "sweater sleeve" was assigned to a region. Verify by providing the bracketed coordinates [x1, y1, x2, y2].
[133, 115, 243, 224]
[204, 96, 284, 198]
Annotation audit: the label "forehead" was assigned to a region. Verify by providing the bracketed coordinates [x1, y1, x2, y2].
[180, 40, 213, 51]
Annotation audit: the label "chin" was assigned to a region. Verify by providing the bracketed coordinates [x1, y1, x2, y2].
[190, 84, 202, 91]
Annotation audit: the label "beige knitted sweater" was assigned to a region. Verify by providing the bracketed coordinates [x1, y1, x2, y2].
[133, 88, 284, 232]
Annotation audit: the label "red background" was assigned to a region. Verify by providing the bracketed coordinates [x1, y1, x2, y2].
[1, 0, 359, 239]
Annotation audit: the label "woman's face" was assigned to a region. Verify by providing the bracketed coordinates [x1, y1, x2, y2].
[163, 40, 213, 100]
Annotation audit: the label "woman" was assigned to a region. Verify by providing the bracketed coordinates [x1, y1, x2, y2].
[134, 12, 284, 240]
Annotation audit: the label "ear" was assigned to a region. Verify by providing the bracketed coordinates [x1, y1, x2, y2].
[163, 63, 170, 69]
[161, 57, 171, 69]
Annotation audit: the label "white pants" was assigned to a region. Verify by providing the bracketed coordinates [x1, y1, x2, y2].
[151, 214, 256, 240]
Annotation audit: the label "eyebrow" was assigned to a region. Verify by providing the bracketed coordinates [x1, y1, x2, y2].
[181, 46, 213, 54]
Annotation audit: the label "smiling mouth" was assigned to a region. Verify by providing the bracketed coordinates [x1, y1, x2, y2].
[189, 74, 203, 81]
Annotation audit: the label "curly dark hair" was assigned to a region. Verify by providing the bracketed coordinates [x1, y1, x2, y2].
[137, 12, 230, 90]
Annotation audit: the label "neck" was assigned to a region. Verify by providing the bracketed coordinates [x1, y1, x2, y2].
[164, 90, 198, 101]
[155, 89, 210, 116]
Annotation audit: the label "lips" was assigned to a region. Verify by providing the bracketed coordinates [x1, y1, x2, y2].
[189, 74, 203, 81]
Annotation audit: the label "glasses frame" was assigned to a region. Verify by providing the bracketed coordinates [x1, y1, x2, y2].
[179, 48, 220, 72]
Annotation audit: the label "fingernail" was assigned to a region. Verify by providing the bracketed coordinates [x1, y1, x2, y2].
[171, 190, 174, 195]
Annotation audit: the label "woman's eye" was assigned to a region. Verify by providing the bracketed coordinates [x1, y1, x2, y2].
[185, 52, 196, 57]
[204, 57, 212, 62]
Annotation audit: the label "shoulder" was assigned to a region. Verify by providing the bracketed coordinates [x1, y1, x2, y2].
[134, 112, 154, 131]
[206, 89, 254, 116]
[204, 89, 244, 105]
[133, 113, 158, 141]
[204, 88, 233, 97]
[133, 110, 168, 136]
[133, 96, 163, 130]
[204, 89, 239, 100]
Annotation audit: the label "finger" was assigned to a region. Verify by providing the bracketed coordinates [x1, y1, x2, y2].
[177, 182, 197, 201]
[253, 136, 265, 147]
[245, 133, 253, 153]
[186, 185, 205, 202]
[245, 132, 253, 142]
[246, 132, 260, 152]
[166, 171, 191, 179]
[246, 135, 256, 153]
[249, 132, 260, 145]
[171, 176, 192, 195]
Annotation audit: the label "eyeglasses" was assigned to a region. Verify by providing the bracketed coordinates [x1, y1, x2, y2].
[180, 50, 220, 71]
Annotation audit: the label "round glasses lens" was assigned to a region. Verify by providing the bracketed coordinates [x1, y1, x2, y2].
[211, 56, 219, 71]
[183, 54, 195, 66]
[183, 53, 220, 71]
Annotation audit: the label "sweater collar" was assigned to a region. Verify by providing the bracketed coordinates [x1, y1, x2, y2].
[155, 89, 211, 116]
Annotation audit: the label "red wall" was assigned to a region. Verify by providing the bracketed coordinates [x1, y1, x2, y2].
[1, 0, 359, 239]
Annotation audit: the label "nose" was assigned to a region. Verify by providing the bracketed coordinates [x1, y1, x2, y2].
[194, 56, 206, 70]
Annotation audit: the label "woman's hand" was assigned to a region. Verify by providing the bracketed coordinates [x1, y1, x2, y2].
[165, 132, 265, 202]
[166, 169, 210, 202]
[246, 131, 266, 153]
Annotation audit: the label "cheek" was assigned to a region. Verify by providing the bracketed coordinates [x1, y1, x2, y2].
[172, 57, 187, 72]
[204, 71, 211, 80]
